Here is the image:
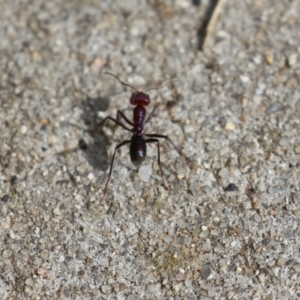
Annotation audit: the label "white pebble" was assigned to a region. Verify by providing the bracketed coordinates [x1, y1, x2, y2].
[146, 283, 161, 294]
[48, 135, 57, 146]
[87, 173, 94, 180]
[225, 122, 235, 131]
[288, 53, 297, 67]
[21, 125, 27, 134]
[218, 168, 229, 178]
[183, 124, 194, 134]
[138, 164, 152, 182]
[240, 75, 250, 83]
[53, 207, 61, 215]
[253, 95, 262, 104]
[294, 145, 300, 154]
[231, 240, 238, 248]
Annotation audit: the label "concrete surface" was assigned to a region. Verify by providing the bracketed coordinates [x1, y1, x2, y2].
[0, 0, 300, 299]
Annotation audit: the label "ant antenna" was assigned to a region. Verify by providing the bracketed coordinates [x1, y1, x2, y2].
[105, 72, 139, 92]
[144, 79, 178, 93]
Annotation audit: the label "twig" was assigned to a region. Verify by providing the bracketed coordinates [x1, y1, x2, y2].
[198, 0, 226, 51]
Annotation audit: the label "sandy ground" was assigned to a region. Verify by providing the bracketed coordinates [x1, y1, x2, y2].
[0, 0, 300, 299]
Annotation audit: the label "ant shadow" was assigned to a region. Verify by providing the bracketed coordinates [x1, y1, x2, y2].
[74, 92, 136, 176]
[77, 94, 112, 173]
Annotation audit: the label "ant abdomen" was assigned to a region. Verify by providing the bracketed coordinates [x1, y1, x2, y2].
[130, 135, 146, 167]
[130, 92, 150, 106]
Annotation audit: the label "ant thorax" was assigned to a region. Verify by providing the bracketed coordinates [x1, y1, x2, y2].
[133, 105, 146, 135]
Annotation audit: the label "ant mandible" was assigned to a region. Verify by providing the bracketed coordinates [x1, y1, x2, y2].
[99, 72, 181, 194]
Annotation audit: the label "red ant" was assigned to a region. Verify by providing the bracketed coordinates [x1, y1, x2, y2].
[99, 72, 181, 194]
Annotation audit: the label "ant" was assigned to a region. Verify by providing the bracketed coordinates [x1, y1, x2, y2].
[98, 72, 181, 194]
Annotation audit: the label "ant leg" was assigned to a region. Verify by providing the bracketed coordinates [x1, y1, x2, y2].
[145, 105, 158, 123]
[109, 110, 134, 136]
[116, 111, 134, 126]
[145, 134, 181, 155]
[145, 138, 169, 190]
[91, 116, 132, 134]
[104, 139, 131, 195]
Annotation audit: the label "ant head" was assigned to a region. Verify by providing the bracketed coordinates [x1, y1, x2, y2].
[130, 92, 150, 106]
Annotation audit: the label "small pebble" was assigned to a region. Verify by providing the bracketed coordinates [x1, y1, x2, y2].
[39, 237, 47, 244]
[1, 195, 10, 203]
[220, 265, 227, 272]
[285, 76, 298, 88]
[241, 97, 248, 106]
[25, 278, 34, 287]
[231, 240, 238, 248]
[265, 102, 284, 115]
[288, 53, 297, 67]
[1, 222, 9, 229]
[9, 230, 16, 239]
[101, 285, 111, 294]
[2, 249, 12, 258]
[48, 135, 57, 146]
[177, 219, 186, 229]
[78, 138, 88, 150]
[200, 231, 209, 238]
[87, 173, 94, 180]
[183, 124, 194, 134]
[227, 291, 236, 299]
[258, 273, 266, 283]
[40, 251, 49, 259]
[294, 145, 300, 154]
[285, 204, 295, 211]
[265, 53, 274, 64]
[293, 264, 300, 273]
[21, 125, 27, 134]
[12, 223, 21, 231]
[224, 183, 238, 192]
[53, 207, 61, 215]
[253, 55, 262, 65]
[189, 181, 198, 195]
[211, 230, 219, 236]
[243, 201, 252, 210]
[279, 137, 290, 147]
[253, 214, 261, 222]
[184, 279, 192, 288]
[90, 57, 102, 73]
[276, 257, 286, 266]
[224, 122, 235, 131]
[253, 95, 262, 104]
[257, 181, 267, 192]
[138, 164, 152, 182]
[240, 75, 250, 83]
[179, 236, 191, 245]
[202, 264, 212, 280]
[292, 209, 300, 216]
[146, 283, 161, 294]
[76, 164, 87, 174]
[218, 168, 229, 178]
[37, 268, 47, 276]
